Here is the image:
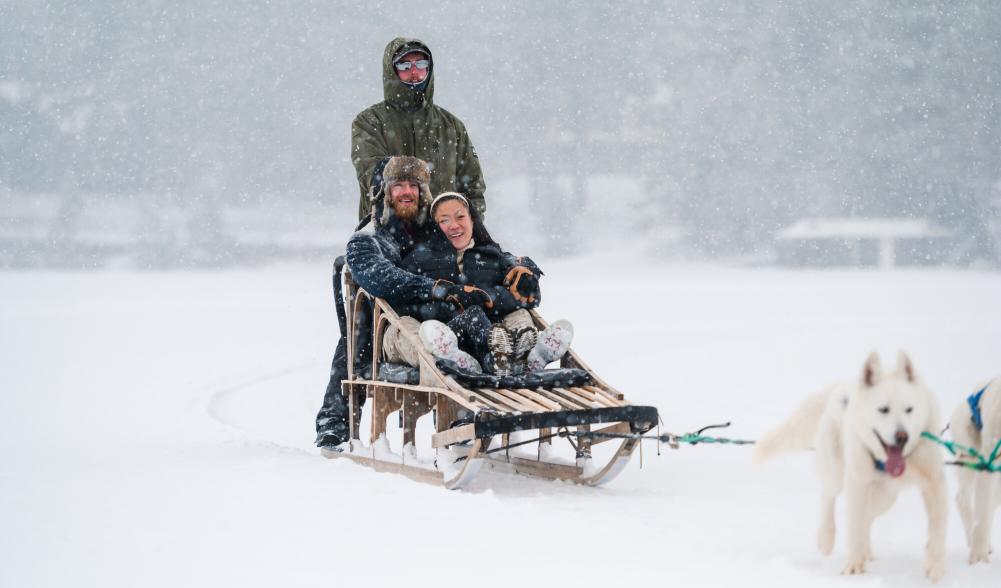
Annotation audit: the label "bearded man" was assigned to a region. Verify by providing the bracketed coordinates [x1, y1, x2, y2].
[314, 156, 488, 449]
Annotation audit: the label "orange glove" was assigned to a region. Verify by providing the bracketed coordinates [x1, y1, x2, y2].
[503, 266, 538, 305]
[432, 279, 493, 310]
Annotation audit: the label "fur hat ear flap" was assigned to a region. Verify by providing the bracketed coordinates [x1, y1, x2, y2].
[380, 188, 394, 226]
[367, 182, 384, 225]
[862, 351, 882, 387]
[896, 350, 916, 383]
[415, 182, 433, 225]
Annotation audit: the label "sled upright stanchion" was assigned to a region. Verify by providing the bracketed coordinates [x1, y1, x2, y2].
[322, 286, 659, 489]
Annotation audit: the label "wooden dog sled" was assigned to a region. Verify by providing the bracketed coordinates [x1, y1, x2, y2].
[321, 265, 659, 490]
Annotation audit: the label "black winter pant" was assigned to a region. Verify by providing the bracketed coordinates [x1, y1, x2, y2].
[315, 256, 371, 444]
[447, 306, 493, 366]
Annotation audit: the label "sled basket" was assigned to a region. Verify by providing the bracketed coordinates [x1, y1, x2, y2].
[322, 264, 658, 489]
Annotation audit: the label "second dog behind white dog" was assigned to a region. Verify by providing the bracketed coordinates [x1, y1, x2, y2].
[949, 376, 1001, 565]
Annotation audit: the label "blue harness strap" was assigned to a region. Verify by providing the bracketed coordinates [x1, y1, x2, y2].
[968, 387, 987, 432]
[873, 458, 886, 472]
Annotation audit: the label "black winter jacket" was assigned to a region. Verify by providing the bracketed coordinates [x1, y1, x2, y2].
[399, 229, 536, 321]
[345, 215, 439, 309]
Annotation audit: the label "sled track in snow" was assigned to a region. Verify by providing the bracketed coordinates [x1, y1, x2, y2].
[205, 361, 318, 451]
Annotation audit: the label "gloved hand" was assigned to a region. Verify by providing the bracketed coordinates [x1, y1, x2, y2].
[431, 279, 494, 310]
[513, 256, 543, 277]
[503, 265, 540, 305]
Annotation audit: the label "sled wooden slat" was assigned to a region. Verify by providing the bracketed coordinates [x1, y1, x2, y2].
[475, 388, 529, 413]
[572, 386, 618, 408]
[554, 387, 601, 409]
[492, 388, 550, 412]
[493, 388, 546, 412]
[548, 386, 592, 408]
[343, 380, 485, 412]
[516, 388, 562, 411]
[558, 387, 605, 409]
[576, 386, 620, 408]
[547, 387, 593, 410]
[465, 390, 513, 413]
[587, 385, 626, 404]
[533, 387, 587, 410]
[532, 386, 580, 408]
[332, 270, 656, 489]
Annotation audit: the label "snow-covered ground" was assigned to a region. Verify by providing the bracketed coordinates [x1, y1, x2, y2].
[3, 256, 1000, 587]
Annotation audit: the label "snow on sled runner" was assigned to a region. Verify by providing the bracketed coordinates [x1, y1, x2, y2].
[322, 262, 659, 490]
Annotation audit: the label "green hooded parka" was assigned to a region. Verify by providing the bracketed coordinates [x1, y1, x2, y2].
[351, 38, 486, 221]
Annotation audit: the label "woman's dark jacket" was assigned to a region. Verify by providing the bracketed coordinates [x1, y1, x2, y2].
[396, 229, 536, 322]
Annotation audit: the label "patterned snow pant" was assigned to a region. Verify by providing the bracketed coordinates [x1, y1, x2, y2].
[383, 307, 534, 367]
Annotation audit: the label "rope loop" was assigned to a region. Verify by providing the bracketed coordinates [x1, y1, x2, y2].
[921, 431, 1001, 473]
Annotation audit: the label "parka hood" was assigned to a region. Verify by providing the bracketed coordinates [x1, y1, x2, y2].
[382, 37, 434, 112]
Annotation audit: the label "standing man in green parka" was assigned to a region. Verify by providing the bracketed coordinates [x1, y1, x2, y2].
[314, 39, 487, 450]
[352, 37, 486, 221]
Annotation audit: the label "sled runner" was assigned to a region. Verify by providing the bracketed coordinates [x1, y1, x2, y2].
[321, 264, 659, 490]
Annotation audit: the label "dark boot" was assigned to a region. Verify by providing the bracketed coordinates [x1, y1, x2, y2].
[486, 324, 514, 376]
[315, 337, 350, 448]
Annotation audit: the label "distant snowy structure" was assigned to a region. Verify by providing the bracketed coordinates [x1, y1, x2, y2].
[775, 217, 954, 269]
[0, 193, 351, 269]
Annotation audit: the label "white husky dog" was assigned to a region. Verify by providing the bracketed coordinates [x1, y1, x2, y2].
[948, 376, 1001, 564]
[754, 351, 947, 581]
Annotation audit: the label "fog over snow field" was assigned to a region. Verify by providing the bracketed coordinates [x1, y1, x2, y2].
[2, 255, 1000, 587]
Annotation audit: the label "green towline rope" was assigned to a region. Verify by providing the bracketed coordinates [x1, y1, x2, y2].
[662, 432, 756, 447]
[921, 431, 1001, 473]
[577, 421, 756, 449]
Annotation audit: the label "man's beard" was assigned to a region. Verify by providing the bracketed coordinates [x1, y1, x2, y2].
[392, 199, 419, 221]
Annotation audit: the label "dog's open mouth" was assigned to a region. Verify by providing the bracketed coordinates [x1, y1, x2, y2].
[876, 431, 906, 477]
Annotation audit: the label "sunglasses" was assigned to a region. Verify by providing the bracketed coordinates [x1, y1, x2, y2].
[394, 60, 430, 72]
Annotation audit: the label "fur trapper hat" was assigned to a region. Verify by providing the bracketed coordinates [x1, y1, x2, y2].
[370, 155, 434, 226]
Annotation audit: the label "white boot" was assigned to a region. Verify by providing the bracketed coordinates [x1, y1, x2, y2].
[419, 320, 483, 373]
[526, 319, 573, 372]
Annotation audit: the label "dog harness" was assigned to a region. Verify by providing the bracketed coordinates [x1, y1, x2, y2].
[968, 386, 987, 432]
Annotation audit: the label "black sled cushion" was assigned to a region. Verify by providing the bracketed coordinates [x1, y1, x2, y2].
[377, 362, 420, 385]
[436, 359, 591, 390]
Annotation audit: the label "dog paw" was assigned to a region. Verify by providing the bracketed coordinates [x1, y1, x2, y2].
[817, 529, 835, 556]
[968, 545, 990, 565]
[925, 558, 945, 582]
[841, 559, 866, 575]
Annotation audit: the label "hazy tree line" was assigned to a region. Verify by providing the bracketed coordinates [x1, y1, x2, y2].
[2, 1, 999, 266]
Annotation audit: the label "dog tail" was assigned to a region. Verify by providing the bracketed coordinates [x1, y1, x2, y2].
[753, 386, 833, 465]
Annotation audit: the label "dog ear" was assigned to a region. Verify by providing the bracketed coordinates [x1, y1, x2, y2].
[862, 351, 882, 387]
[896, 350, 916, 383]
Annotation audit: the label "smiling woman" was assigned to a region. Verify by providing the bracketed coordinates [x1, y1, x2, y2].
[383, 190, 574, 378]
[431, 192, 475, 250]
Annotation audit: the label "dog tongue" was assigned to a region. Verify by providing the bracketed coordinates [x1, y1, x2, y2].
[884, 446, 906, 477]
